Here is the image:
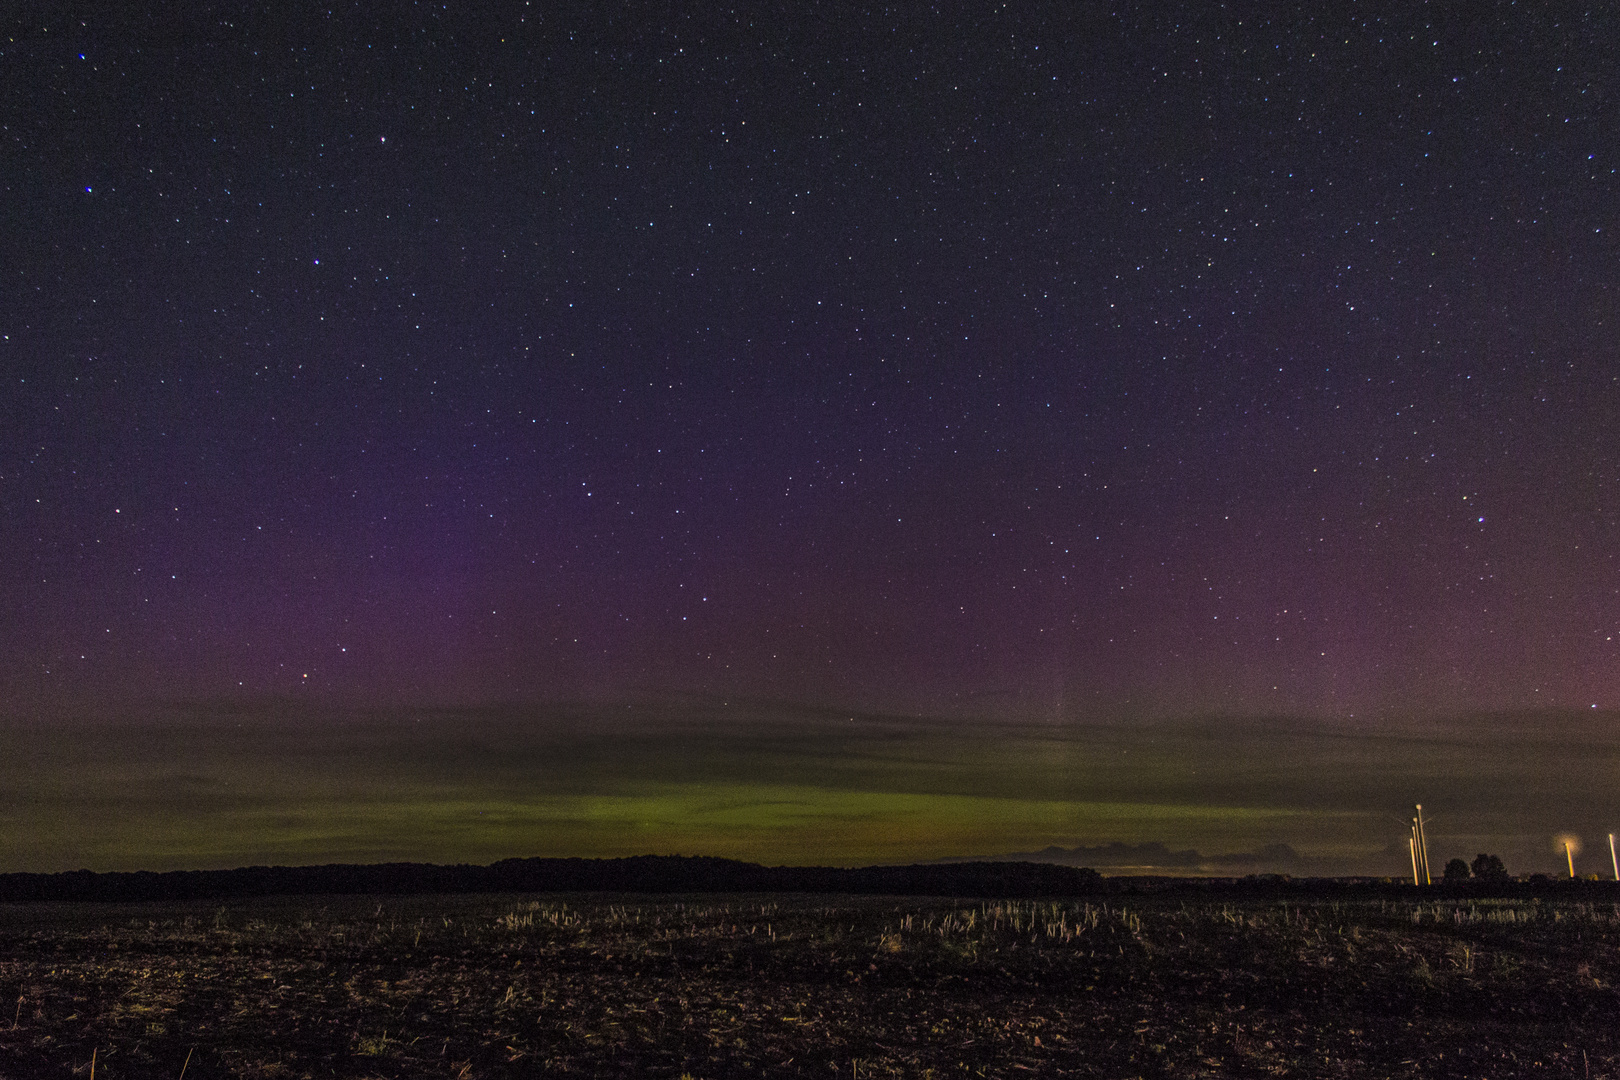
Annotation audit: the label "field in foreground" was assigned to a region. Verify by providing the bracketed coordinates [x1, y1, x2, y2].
[2, 892, 1618, 1078]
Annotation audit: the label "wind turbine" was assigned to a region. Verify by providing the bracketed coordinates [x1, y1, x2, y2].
[1414, 805, 1431, 885]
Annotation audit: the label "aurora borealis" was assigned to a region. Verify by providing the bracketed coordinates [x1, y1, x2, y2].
[2, 4, 1616, 875]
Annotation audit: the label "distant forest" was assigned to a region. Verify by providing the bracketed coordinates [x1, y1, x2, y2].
[0, 856, 1607, 903]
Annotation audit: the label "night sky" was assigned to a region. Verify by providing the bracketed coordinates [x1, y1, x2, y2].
[3, 4, 1617, 875]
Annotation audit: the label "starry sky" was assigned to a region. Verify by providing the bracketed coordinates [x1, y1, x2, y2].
[2, 4, 1617, 874]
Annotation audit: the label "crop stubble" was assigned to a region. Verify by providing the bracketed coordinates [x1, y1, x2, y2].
[1, 892, 1618, 1077]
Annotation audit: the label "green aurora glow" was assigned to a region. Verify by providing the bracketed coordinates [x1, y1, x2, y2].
[3, 701, 1615, 877]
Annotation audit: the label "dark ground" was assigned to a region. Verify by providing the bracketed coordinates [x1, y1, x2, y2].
[2, 891, 1618, 1078]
